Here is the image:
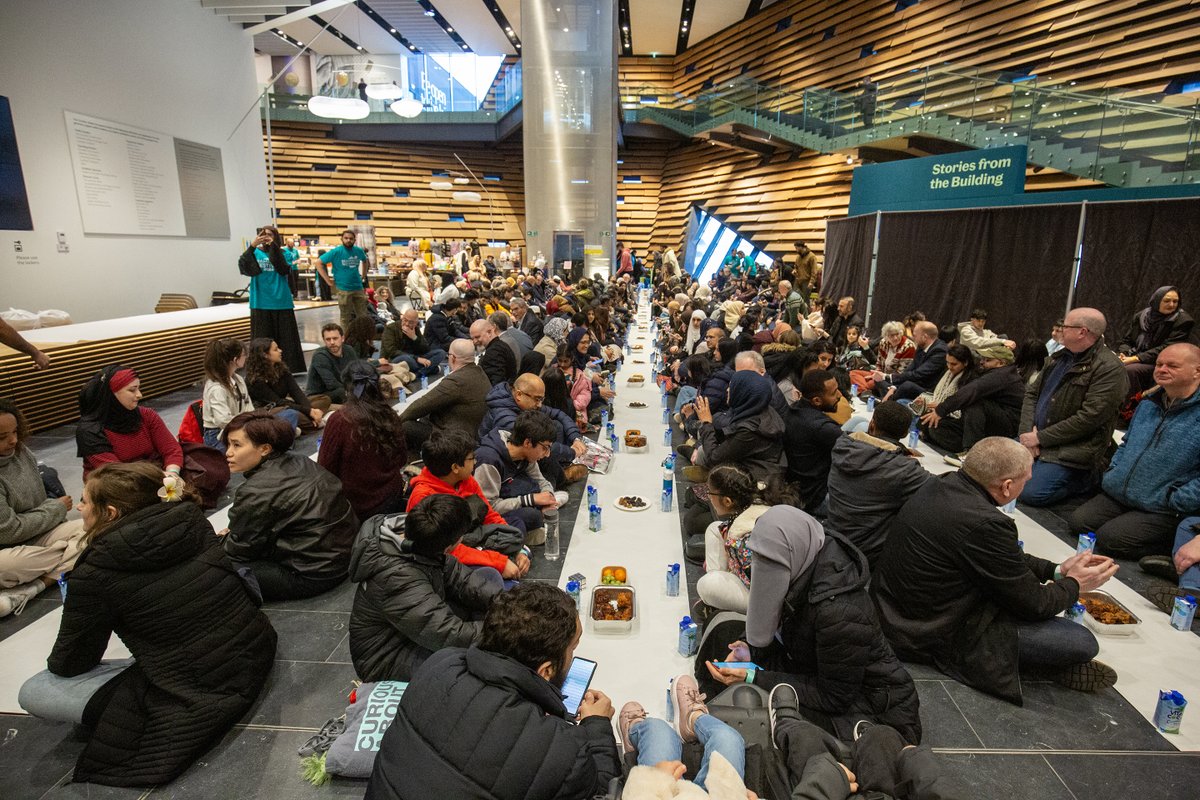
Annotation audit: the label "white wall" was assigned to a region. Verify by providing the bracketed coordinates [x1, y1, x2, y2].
[0, 0, 269, 322]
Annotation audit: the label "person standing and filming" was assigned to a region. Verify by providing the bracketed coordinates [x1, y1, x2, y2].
[238, 225, 306, 374]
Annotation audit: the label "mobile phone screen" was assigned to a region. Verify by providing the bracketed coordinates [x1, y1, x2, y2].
[560, 656, 598, 717]
[711, 661, 761, 670]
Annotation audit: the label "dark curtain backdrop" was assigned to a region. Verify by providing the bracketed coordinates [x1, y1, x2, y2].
[1075, 198, 1200, 349]
[869, 205, 1081, 344]
[822, 215, 877, 306]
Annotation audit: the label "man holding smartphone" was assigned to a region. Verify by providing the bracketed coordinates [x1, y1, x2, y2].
[317, 229, 371, 333]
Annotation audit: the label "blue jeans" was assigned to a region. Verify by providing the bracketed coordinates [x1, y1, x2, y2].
[628, 716, 745, 790]
[395, 349, 447, 377]
[20, 657, 135, 724]
[1018, 460, 1094, 506]
[1174, 516, 1200, 592]
[674, 386, 698, 414]
[1015, 616, 1098, 671]
[203, 427, 222, 449]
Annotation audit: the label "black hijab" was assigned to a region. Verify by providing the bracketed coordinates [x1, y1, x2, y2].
[76, 365, 143, 458]
[725, 371, 773, 426]
[1136, 285, 1182, 350]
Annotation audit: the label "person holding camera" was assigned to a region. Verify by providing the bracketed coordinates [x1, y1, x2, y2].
[237, 225, 305, 373]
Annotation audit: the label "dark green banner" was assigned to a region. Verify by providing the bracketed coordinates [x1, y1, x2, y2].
[848, 145, 1027, 216]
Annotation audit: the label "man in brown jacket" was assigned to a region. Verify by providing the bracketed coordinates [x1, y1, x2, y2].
[398, 339, 490, 453]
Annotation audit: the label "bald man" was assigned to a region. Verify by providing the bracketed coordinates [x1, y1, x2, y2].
[1017, 307, 1127, 506]
[873, 321, 948, 401]
[471, 318, 516, 386]
[1069, 343, 1200, 558]
[476, 372, 589, 488]
[398, 338, 491, 453]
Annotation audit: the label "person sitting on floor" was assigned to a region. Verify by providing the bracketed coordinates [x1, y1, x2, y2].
[874, 321, 915, 377]
[478, 373, 591, 487]
[201, 337, 254, 449]
[306, 323, 359, 406]
[783, 369, 845, 515]
[824, 401, 931, 570]
[317, 361, 409, 520]
[474, 411, 561, 546]
[75, 365, 183, 482]
[956, 308, 1016, 355]
[1118, 286, 1194, 399]
[704, 506, 922, 745]
[424, 299, 471, 352]
[365, 582, 622, 800]
[398, 338, 490, 454]
[19, 462, 276, 787]
[0, 398, 86, 617]
[1017, 308, 1126, 506]
[1141, 516, 1200, 617]
[349, 494, 503, 683]
[873, 437, 1121, 703]
[1069, 343, 1200, 559]
[694, 464, 780, 615]
[909, 344, 972, 419]
[245, 337, 325, 430]
[471, 318, 517, 386]
[873, 322, 947, 402]
[381, 309, 448, 379]
[406, 431, 531, 581]
[920, 344, 1023, 457]
[220, 411, 358, 600]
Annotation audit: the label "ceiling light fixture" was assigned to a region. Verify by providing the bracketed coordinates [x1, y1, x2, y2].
[308, 96, 370, 119]
[393, 95, 424, 117]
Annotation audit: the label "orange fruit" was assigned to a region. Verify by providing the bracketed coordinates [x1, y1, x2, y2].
[614, 567, 628, 583]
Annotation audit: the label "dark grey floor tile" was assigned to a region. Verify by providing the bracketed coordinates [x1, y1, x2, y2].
[41, 780, 148, 800]
[931, 753, 1075, 800]
[325, 633, 351, 664]
[0, 593, 64, 637]
[944, 680, 1175, 751]
[262, 609, 350, 662]
[261, 579, 355, 614]
[915, 681, 983, 748]
[1047, 753, 1200, 799]
[0, 713, 89, 800]
[145, 726, 366, 799]
[900, 660, 948, 681]
[243, 660, 358, 730]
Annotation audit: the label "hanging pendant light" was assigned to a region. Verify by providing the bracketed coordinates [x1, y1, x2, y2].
[452, 191, 482, 202]
[366, 83, 405, 100]
[308, 96, 370, 119]
[392, 96, 424, 118]
[430, 181, 454, 191]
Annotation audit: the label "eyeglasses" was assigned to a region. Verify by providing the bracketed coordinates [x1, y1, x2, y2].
[1059, 324, 1088, 332]
[517, 390, 545, 404]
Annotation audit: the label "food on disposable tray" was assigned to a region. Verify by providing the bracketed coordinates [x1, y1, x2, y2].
[629, 401, 647, 408]
[631, 344, 644, 350]
[628, 373, 645, 382]
[624, 429, 647, 448]
[617, 495, 647, 509]
[601, 565, 628, 584]
[1081, 596, 1136, 625]
[633, 359, 646, 364]
[592, 587, 634, 621]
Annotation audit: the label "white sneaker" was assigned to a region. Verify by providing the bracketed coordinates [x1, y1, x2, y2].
[0, 581, 46, 618]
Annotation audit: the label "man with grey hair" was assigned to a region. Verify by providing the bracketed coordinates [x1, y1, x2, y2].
[490, 310, 531, 363]
[508, 296, 544, 344]
[734, 349, 789, 415]
[874, 436, 1120, 703]
[779, 280, 806, 327]
[470, 318, 516, 386]
[1017, 307, 1127, 506]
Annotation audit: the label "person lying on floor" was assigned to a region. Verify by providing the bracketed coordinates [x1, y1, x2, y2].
[220, 410, 359, 600]
[349, 494, 503, 683]
[20, 462, 276, 787]
[0, 398, 87, 617]
[407, 430, 531, 580]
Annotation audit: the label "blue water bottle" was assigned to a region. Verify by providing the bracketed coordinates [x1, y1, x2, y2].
[600, 408, 609, 430]
[866, 395, 876, 412]
[420, 374, 428, 391]
[666, 564, 680, 597]
[565, 580, 581, 610]
[663, 427, 672, 446]
[661, 488, 673, 512]
[587, 484, 598, 508]
[610, 433, 620, 452]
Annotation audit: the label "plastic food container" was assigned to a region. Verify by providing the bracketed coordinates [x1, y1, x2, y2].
[625, 430, 649, 454]
[591, 585, 636, 634]
[1080, 590, 1141, 636]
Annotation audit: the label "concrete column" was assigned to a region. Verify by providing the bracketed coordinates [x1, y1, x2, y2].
[521, 0, 618, 277]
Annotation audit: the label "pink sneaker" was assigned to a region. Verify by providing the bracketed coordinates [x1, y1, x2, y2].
[670, 674, 708, 742]
[618, 701, 649, 757]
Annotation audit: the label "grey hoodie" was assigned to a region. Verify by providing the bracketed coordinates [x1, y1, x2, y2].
[823, 432, 931, 569]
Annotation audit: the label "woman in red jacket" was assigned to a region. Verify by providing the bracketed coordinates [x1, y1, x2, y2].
[75, 365, 183, 481]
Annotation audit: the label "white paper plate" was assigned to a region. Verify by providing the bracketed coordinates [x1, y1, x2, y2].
[613, 495, 651, 512]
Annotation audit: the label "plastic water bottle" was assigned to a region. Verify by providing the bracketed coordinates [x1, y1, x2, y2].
[866, 395, 876, 412]
[1077, 531, 1096, 554]
[662, 407, 670, 424]
[677, 616, 699, 656]
[600, 408, 609, 430]
[587, 483, 598, 508]
[850, 383, 859, 399]
[1002, 499, 1017, 514]
[661, 488, 673, 512]
[544, 517, 560, 560]
[666, 563, 680, 596]
[565, 579, 580, 610]
[588, 504, 602, 532]
[610, 433, 620, 452]
[420, 374, 428, 391]
[624, 340, 631, 354]
[1171, 595, 1197, 631]
[907, 428, 920, 449]
[661, 392, 670, 408]
[662, 455, 674, 496]
[396, 386, 407, 405]
[57, 573, 68, 602]
[663, 427, 672, 446]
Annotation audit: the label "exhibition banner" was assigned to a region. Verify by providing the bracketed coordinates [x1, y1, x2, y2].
[848, 145, 1027, 216]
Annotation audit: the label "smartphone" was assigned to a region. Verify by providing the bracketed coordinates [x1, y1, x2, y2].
[560, 656, 598, 718]
[711, 661, 761, 670]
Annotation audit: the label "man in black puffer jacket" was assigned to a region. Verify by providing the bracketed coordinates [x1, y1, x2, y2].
[349, 495, 502, 683]
[366, 583, 621, 800]
[424, 299, 470, 352]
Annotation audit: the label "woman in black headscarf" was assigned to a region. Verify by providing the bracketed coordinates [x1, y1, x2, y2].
[1119, 286, 1194, 396]
[703, 506, 922, 744]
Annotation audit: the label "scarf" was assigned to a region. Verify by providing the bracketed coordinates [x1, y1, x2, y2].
[725, 371, 773, 426]
[566, 326, 591, 370]
[76, 364, 143, 458]
[1136, 285, 1181, 351]
[543, 317, 570, 345]
[684, 310, 706, 354]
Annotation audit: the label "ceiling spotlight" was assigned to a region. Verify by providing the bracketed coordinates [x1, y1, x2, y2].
[563, 27, 569, 32]
[446, 27, 453, 32]
[462, 44, 469, 49]
[424, 9, 435, 16]
[389, 28, 396, 33]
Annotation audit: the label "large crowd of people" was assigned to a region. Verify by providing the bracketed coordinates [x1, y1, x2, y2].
[1, 239, 1195, 798]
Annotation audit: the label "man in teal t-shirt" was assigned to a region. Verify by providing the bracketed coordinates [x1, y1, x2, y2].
[318, 229, 370, 331]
